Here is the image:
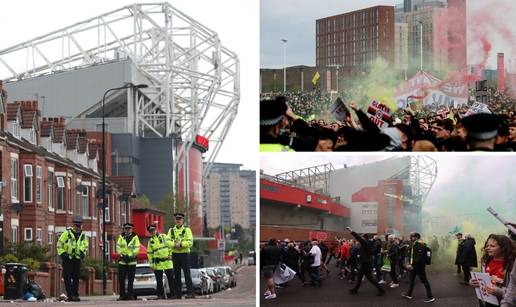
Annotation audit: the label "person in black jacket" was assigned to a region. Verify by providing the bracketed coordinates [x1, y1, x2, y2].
[401, 232, 435, 303]
[284, 242, 305, 284]
[346, 227, 385, 296]
[371, 235, 383, 282]
[387, 235, 400, 288]
[261, 239, 281, 299]
[455, 233, 464, 276]
[459, 234, 477, 285]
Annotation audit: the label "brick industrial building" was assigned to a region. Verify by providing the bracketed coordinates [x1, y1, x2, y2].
[316, 6, 395, 76]
[0, 81, 135, 260]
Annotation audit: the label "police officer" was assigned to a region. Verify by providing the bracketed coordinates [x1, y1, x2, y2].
[116, 223, 140, 300]
[462, 113, 501, 151]
[167, 213, 195, 299]
[147, 224, 175, 299]
[57, 215, 89, 302]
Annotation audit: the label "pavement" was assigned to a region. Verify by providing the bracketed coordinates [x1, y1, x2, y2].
[260, 264, 479, 307]
[0, 265, 256, 307]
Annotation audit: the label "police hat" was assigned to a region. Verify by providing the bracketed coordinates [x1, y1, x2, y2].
[462, 113, 501, 140]
[260, 97, 288, 126]
[72, 215, 83, 225]
[147, 224, 157, 232]
[174, 213, 185, 219]
[123, 223, 134, 228]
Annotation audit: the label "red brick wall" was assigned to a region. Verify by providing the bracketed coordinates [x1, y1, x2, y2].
[260, 225, 351, 243]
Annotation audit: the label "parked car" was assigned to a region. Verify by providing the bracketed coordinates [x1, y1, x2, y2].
[132, 263, 171, 297]
[214, 266, 236, 288]
[180, 268, 210, 295]
[199, 268, 214, 294]
[247, 251, 255, 265]
[206, 267, 225, 292]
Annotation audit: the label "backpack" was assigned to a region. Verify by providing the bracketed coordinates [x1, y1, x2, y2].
[424, 245, 432, 265]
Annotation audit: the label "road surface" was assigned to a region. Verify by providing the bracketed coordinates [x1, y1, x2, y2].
[2, 265, 256, 307]
[260, 265, 479, 306]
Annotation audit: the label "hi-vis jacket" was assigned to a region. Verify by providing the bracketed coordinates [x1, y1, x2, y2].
[167, 225, 193, 254]
[116, 233, 140, 266]
[147, 233, 173, 270]
[57, 229, 89, 260]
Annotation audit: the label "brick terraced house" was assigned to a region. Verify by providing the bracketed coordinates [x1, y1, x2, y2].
[0, 80, 135, 261]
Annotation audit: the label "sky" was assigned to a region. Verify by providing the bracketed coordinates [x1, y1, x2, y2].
[260, 154, 516, 233]
[261, 0, 516, 70]
[0, 0, 258, 170]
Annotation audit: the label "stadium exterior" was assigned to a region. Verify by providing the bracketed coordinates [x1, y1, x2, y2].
[260, 157, 437, 241]
[0, 3, 240, 233]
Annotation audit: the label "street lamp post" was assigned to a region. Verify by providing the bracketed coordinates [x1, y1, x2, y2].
[281, 39, 287, 93]
[101, 83, 147, 295]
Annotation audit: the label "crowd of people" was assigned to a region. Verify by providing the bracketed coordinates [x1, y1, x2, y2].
[260, 90, 333, 120]
[260, 88, 516, 152]
[260, 226, 516, 306]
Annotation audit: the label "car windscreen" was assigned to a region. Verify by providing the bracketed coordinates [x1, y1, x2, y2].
[135, 266, 154, 275]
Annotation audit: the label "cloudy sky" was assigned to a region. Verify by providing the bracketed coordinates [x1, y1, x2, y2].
[261, 154, 516, 233]
[0, 0, 258, 170]
[261, 0, 516, 70]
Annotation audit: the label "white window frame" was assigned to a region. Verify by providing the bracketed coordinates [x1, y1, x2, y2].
[56, 176, 65, 188]
[11, 226, 18, 243]
[24, 227, 33, 241]
[76, 186, 81, 216]
[24, 164, 33, 203]
[36, 228, 43, 245]
[82, 186, 89, 217]
[47, 171, 54, 211]
[105, 195, 110, 222]
[48, 231, 53, 245]
[11, 158, 18, 201]
[57, 186, 64, 211]
[36, 166, 42, 204]
[120, 201, 127, 226]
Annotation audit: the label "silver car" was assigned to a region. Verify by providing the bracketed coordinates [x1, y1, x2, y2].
[180, 268, 210, 295]
[132, 263, 171, 297]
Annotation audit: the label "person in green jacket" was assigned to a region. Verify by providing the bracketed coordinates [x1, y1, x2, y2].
[167, 213, 195, 299]
[116, 223, 140, 300]
[56, 215, 89, 302]
[147, 224, 175, 299]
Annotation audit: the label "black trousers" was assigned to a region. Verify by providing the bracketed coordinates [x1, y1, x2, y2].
[62, 257, 81, 298]
[154, 269, 175, 298]
[173, 253, 194, 295]
[118, 264, 136, 298]
[389, 259, 399, 283]
[406, 266, 433, 298]
[462, 265, 471, 283]
[456, 264, 462, 274]
[352, 262, 383, 292]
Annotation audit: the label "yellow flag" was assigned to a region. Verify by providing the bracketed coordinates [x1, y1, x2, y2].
[312, 71, 320, 85]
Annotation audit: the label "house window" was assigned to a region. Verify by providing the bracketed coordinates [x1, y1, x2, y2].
[105, 195, 110, 222]
[36, 228, 43, 245]
[48, 232, 53, 246]
[47, 172, 53, 210]
[36, 166, 42, 204]
[82, 186, 89, 217]
[11, 226, 18, 243]
[91, 187, 96, 217]
[67, 177, 71, 212]
[76, 185, 81, 215]
[57, 187, 64, 211]
[24, 164, 33, 203]
[56, 176, 65, 210]
[11, 158, 18, 201]
[24, 227, 33, 241]
[120, 201, 127, 226]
